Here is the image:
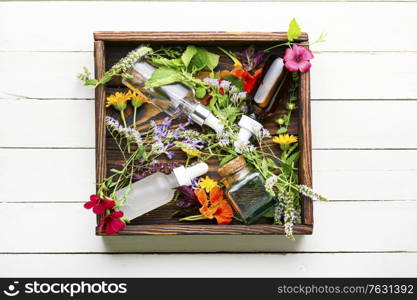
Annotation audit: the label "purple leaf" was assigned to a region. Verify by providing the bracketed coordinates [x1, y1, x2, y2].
[175, 185, 199, 209]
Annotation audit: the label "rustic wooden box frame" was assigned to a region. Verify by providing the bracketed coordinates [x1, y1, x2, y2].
[94, 32, 313, 236]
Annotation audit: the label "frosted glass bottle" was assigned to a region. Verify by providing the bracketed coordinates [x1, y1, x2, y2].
[122, 57, 223, 134]
[116, 163, 208, 221]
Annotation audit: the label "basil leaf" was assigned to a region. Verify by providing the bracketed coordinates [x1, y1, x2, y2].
[189, 48, 208, 72]
[181, 46, 197, 68]
[205, 51, 220, 71]
[151, 57, 183, 69]
[145, 67, 183, 88]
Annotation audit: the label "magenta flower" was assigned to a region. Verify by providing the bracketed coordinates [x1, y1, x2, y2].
[284, 45, 314, 73]
[84, 194, 115, 215]
[98, 211, 126, 235]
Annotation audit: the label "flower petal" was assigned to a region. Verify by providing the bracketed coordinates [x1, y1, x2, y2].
[209, 186, 223, 204]
[83, 201, 94, 209]
[298, 61, 312, 73]
[90, 194, 100, 203]
[92, 204, 106, 215]
[285, 60, 300, 72]
[111, 211, 124, 218]
[302, 47, 314, 61]
[102, 199, 116, 209]
[110, 218, 125, 234]
[283, 48, 295, 62]
[194, 188, 208, 206]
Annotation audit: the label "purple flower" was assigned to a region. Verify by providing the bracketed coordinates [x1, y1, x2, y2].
[162, 117, 171, 127]
[179, 124, 186, 131]
[191, 178, 200, 190]
[166, 151, 174, 160]
[175, 185, 199, 209]
[186, 116, 194, 125]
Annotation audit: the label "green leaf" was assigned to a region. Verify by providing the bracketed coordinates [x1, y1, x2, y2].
[195, 87, 206, 99]
[277, 127, 288, 134]
[287, 18, 301, 42]
[205, 52, 220, 71]
[222, 75, 244, 91]
[145, 67, 183, 88]
[220, 155, 235, 166]
[287, 151, 300, 166]
[181, 46, 197, 68]
[151, 57, 183, 69]
[189, 48, 208, 72]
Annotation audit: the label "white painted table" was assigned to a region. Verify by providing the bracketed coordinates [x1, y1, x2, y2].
[1, 1, 416, 277]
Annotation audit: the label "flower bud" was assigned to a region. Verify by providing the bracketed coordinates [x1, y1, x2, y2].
[276, 118, 285, 125]
[287, 103, 296, 110]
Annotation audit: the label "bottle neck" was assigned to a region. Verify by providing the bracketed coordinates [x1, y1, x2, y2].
[223, 166, 251, 188]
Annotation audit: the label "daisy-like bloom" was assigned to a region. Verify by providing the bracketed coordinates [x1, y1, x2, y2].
[84, 194, 115, 215]
[128, 90, 150, 108]
[97, 211, 126, 235]
[199, 176, 218, 193]
[106, 92, 131, 111]
[284, 44, 314, 73]
[219, 80, 231, 91]
[272, 134, 298, 146]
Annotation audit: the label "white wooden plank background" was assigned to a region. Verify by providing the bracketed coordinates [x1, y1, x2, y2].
[1, 1, 416, 277]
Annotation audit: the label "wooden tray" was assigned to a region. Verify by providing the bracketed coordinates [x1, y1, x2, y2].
[94, 32, 313, 235]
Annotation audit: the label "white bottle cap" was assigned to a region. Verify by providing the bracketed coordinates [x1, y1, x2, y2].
[204, 113, 224, 134]
[236, 115, 263, 143]
[173, 162, 209, 186]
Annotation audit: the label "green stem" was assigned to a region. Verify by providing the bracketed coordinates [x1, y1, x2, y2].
[120, 110, 127, 128]
[179, 214, 208, 222]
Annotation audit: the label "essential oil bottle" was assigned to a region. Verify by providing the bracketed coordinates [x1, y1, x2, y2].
[218, 156, 275, 224]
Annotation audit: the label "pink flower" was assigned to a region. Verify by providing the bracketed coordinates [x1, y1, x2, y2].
[98, 211, 126, 235]
[84, 194, 115, 215]
[284, 45, 314, 73]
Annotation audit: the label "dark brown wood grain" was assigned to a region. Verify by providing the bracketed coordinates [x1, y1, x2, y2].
[94, 32, 313, 236]
[94, 41, 107, 226]
[298, 71, 314, 226]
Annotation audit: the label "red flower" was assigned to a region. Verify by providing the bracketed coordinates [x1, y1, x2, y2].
[98, 211, 126, 235]
[284, 44, 314, 73]
[84, 194, 115, 215]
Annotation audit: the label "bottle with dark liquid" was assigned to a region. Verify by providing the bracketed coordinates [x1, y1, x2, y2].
[250, 55, 288, 121]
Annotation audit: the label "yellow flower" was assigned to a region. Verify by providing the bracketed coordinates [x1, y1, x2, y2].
[106, 92, 130, 111]
[272, 134, 298, 146]
[199, 176, 219, 193]
[182, 147, 201, 157]
[129, 90, 150, 108]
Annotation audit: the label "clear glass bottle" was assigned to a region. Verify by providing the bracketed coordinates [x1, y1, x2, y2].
[122, 58, 224, 134]
[116, 162, 208, 221]
[218, 156, 275, 224]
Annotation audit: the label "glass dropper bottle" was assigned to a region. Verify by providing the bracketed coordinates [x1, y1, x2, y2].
[122, 53, 224, 134]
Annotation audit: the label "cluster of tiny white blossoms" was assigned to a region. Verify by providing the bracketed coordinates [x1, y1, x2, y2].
[275, 190, 300, 238]
[234, 140, 256, 154]
[265, 175, 278, 196]
[230, 91, 247, 105]
[217, 130, 232, 147]
[203, 77, 220, 87]
[298, 184, 327, 201]
[105, 116, 142, 145]
[110, 46, 153, 74]
[256, 128, 271, 140]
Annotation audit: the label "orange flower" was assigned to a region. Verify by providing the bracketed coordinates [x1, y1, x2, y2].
[218, 47, 263, 93]
[194, 186, 233, 225]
